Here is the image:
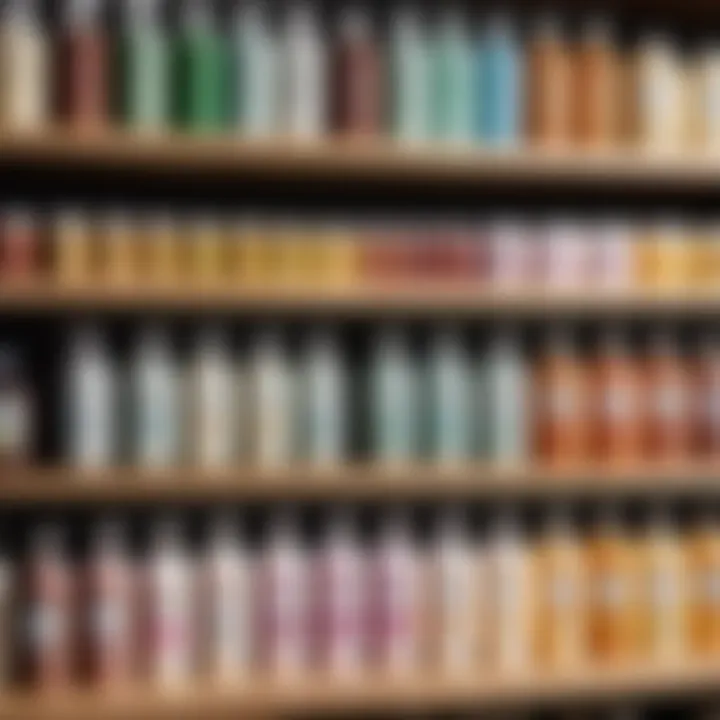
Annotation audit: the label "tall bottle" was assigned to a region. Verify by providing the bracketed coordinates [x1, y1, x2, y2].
[85, 519, 133, 686]
[427, 328, 471, 465]
[121, 0, 169, 132]
[390, 6, 431, 143]
[131, 326, 180, 469]
[250, 331, 293, 469]
[0, 552, 12, 688]
[479, 331, 528, 465]
[190, 327, 236, 469]
[279, 2, 326, 138]
[0, 0, 48, 130]
[298, 330, 347, 467]
[370, 328, 418, 467]
[231, 1, 277, 136]
[66, 326, 116, 469]
[176, 0, 226, 132]
[199, 513, 252, 682]
[146, 518, 194, 686]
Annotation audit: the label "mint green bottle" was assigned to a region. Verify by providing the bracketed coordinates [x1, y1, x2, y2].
[175, 0, 227, 132]
[121, 0, 169, 131]
[370, 328, 417, 466]
[427, 328, 471, 465]
[390, 6, 431, 143]
[431, 8, 473, 142]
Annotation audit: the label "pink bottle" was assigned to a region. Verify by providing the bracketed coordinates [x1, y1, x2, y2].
[588, 221, 633, 291]
[85, 519, 133, 687]
[312, 509, 364, 679]
[489, 219, 528, 290]
[257, 511, 307, 679]
[544, 221, 587, 291]
[368, 511, 419, 676]
[25, 524, 73, 690]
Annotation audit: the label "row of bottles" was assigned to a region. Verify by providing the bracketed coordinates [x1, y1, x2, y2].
[5, 505, 720, 689]
[6, 210, 720, 291]
[3, 1, 720, 151]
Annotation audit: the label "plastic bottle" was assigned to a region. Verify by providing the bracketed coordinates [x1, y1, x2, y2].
[0, 345, 33, 467]
[694, 335, 720, 457]
[0, 553, 12, 688]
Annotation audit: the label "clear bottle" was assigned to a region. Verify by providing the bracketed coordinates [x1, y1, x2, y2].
[0, 345, 33, 467]
[66, 326, 116, 469]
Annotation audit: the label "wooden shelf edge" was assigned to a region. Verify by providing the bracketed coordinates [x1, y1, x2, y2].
[1, 664, 719, 719]
[0, 464, 717, 503]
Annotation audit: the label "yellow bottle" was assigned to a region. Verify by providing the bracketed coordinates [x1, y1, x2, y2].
[101, 212, 135, 286]
[192, 217, 223, 287]
[54, 210, 91, 286]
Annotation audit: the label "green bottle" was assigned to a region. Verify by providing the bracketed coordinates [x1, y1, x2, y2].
[175, 0, 227, 132]
[121, 0, 169, 131]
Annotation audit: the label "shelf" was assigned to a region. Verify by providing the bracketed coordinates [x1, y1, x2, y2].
[0, 464, 718, 504]
[1, 663, 720, 719]
[1, 131, 720, 190]
[3, 284, 720, 316]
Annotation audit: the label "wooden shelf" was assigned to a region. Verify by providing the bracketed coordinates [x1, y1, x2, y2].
[1, 130, 720, 190]
[3, 284, 720, 316]
[1, 664, 720, 719]
[1, 464, 718, 504]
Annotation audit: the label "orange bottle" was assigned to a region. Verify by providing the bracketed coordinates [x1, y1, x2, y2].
[586, 509, 639, 664]
[644, 331, 691, 463]
[532, 509, 585, 669]
[592, 329, 644, 465]
[533, 330, 589, 465]
[685, 508, 720, 658]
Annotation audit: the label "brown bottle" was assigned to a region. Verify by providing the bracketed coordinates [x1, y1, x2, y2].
[693, 335, 720, 458]
[0, 209, 40, 282]
[333, 7, 382, 135]
[592, 329, 644, 465]
[57, 0, 108, 128]
[644, 331, 690, 463]
[533, 330, 588, 465]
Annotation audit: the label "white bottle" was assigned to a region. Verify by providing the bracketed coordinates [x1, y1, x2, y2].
[280, 2, 326, 138]
[202, 514, 252, 682]
[66, 326, 116, 469]
[488, 512, 530, 673]
[131, 327, 179, 469]
[260, 511, 307, 677]
[434, 509, 477, 674]
[300, 330, 347, 467]
[190, 328, 236, 469]
[251, 331, 293, 470]
[148, 518, 193, 687]
[316, 510, 364, 678]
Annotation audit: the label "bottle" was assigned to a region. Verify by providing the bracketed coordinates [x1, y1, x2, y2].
[487, 512, 530, 672]
[231, 0, 277, 136]
[279, 2, 326, 139]
[592, 329, 643, 464]
[0, 209, 39, 282]
[479, 331, 528, 465]
[694, 335, 720, 457]
[478, 14, 523, 147]
[431, 508, 477, 675]
[590, 220, 633, 291]
[640, 508, 684, 664]
[0, 0, 47, 130]
[427, 328, 471, 466]
[533, 509, 584, 670]
[488, 219, 528, 289]
[85, 519, 133, 686]
[55, 210, 92, 286]
[314, 509, 364, 678]
[0, 346, 33, 467]
[131, 326, 179, 469]
[370, 328, 418, 467]
[533, 329, 589, 465]
[66, 326, 116, 469]
[25, 525, 73, 689]
[431, 7, 472, 142]
[59, 0, 108, 127]
[543, 221, 588, 291]
[147, 518, 193, 686]
[199, 514, 252, 682]
[258, 511, 307, 677]
[101, 211, 135, 286]
[390, 6, 431, 143]
[333, 6, 382, 136]
[644, 330, 690, 462]
[190, 327, 236, 469]
[250, 331, 293, 470]
[0, 553, 12, 688]
[176, 0, 226, 132]
[298, 329, 347, 467]
[121, 0, 169, 132]
[699, 45, 720, 153]
[369, 511, 419, 675]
